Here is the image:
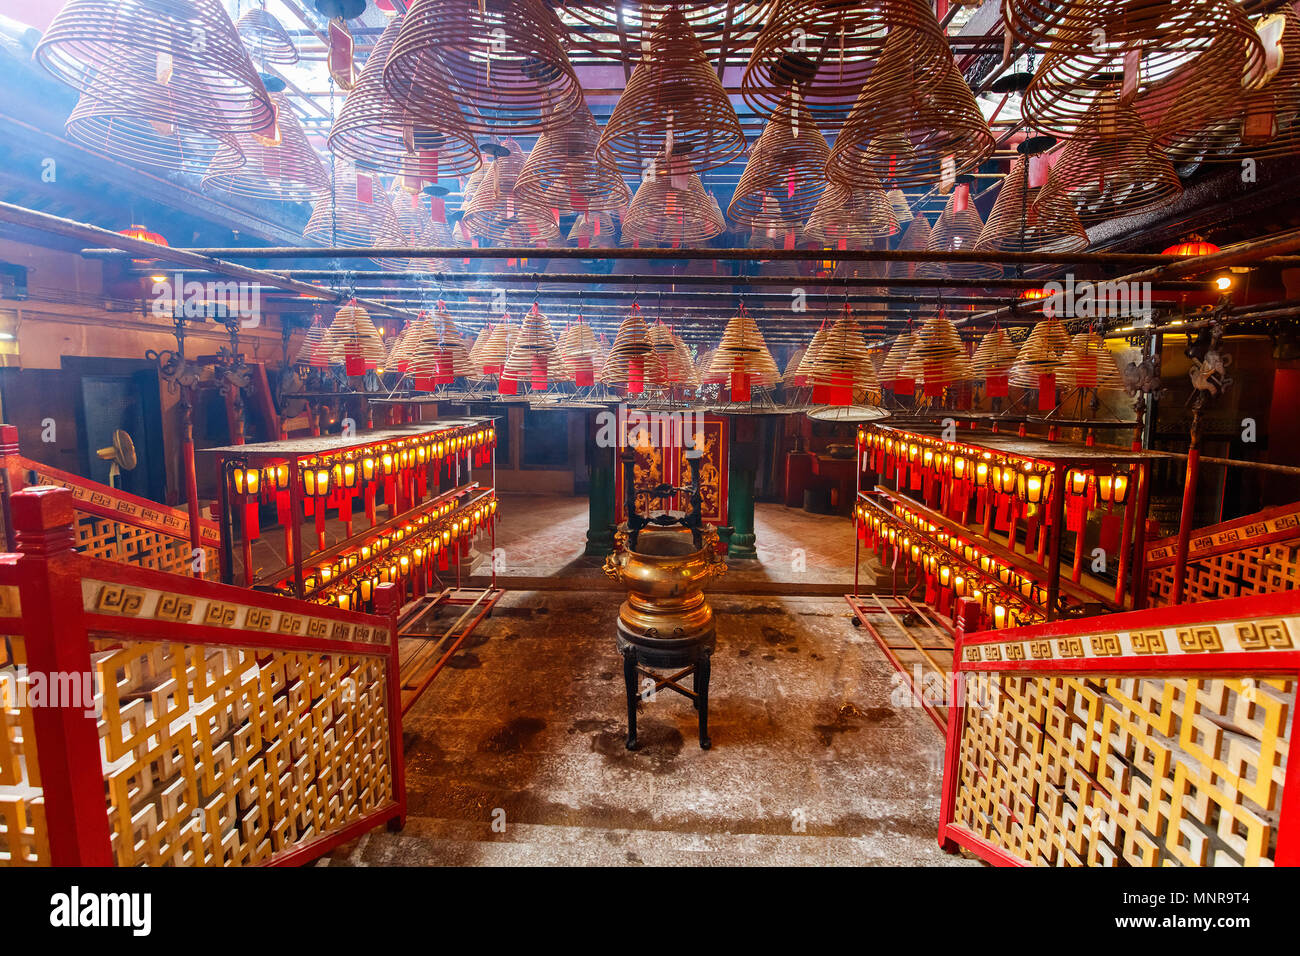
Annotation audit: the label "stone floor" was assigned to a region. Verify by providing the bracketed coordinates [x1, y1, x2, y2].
[321, 589, 976, 866]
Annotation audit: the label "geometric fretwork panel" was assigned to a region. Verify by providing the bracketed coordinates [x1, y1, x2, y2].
[76, 514, 219, 580]
[90, 639, 393, 866]
[950, 672, 1293, 865]
[0, 632, 49, 866]
[1149, 542, 1300, 607]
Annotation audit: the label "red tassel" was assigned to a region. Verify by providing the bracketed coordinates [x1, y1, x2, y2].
[894, 377, 915, 395]
[1038, 373, 1057, 411]
[345, 351, 365, 376]
[499, 374, 518, 395]
[986, 373, 1009, 397]
[244, 500, 259, 540]
[731, 370, 751, 402]
[530, 354, 549, 390]
[628, 357, 644, 394]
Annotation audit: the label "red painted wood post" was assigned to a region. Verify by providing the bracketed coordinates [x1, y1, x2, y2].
[0, 424, 23, 551]
[938, 596, 981, 853]
[374, 582, 407, 831]
[13, 485, 115, 865]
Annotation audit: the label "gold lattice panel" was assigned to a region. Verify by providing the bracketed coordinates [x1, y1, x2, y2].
[1148, 542, 1300, 607]
[0, 624, 49, 867]
[950, 670, 1294, 866]
[91, 638, 394, 866]
[75, 514, 219, 580]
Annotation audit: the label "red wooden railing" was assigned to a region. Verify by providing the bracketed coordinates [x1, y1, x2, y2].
[938, 590, 1300, 866]
[0, 485, 404, 866]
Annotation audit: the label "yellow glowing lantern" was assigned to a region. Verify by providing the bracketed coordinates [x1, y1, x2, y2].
[303, 463, 331, 497]
[952, 456, 968, 480]
[993, 604, 1007, 629]
[939, 564, 952, 587]
[382, 451, 395, 476]
[975, 460, 989, 486]
[1068, 469, 1088, 496]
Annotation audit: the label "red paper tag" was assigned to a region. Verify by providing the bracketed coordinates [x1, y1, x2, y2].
[1038, 373, 1056, 411]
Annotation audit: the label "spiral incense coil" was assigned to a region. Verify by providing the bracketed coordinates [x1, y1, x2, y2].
[1005, 0, 1263, 55]
[970, 327, 1020, 378]
[384, 0, 583, 135]
[477, 320, 520, 375]
[515, 103, 631, 215]
[325, 304, 388, 372]
[886, 189, 914, 224]
[1058, 331, 1125, 389]
[879, 331, 916, 385]
[898, 312, 973, 393]
[783, 347, 807, 383]
[976, 157, 1089, 254]
[622, 157, 726, 246]
[1008, 315, 1072, 388]
[748, 207, 804, 249]
[889, 215, 933, 278]
[596, 6, 747, 176]
[741, 0, 948, 122]
[462, 140, 561, 244]
[825, 28, 994, 189]
[466, 326, 493, 375]
[601, 306, 660, 390]
[806, 315, 880, 395]
[648, 323, 700, 388]
[501, 304, 559, 388]
[556, 320, 603, 384]
[304, 161, 409, 269]
[1036, 94, 1183, 224]
[569, 212, 619, 248]
[706, 309, 780, 388]
[293, 320, 332, 368]
[236, 7, 299, 65]
[793, 326, 831, 385]
[803, 175, 899, 245]
[1023, 3, 1264, 139]
[559, 1, 769, 55]
[428, 306, 477, 378]
[386, 313, 429, 373]
[1154, 7, 1300, 164]
[329, 14, 480, 181]
[204, 92, 328, 200]
[727, 94, 829, 228]
[916, 187, 1002, 280]
[36, 0, 273, 136]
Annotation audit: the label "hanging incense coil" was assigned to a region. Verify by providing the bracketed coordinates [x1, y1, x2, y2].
[783, 347, 807, 384]
[976, 157, 1089, 254]
[826, 28, 994, 189]
[916, 186, 1002, 280]
[706, 308, 780, 389]
[803, 174, 899, 245]
[971, 327, 1020, 379]
[1153, 7, 1300, 164]
[889, 215, 932, 278]
[236, 7, 299, 64]
[1036, 94, 1183, 224]
[325, 304, 387, 373]
[466, 326, 493, 376]
[727, 93, 829, 228]
[879, 331, 916, 391]
[329, 14, 480, 181]
[596, 6, 747, 176]
[463, 140, 560, 244]
[898, 312, 973, 394]
[561, 1, 769, 56]
[204, 92, 328, 200]
[384, 186, 454, 272]
[601, 306, 660, 392]
[1008, 315, 1072, 389]
[304, 161, 408, 269]
[384, 0, 582, 135]
[648, 323, 700, 389]
[64, 49, 242, 171]
[886, 189, 914, 224]
[515, 102, 631, 216]
[36, 0, 274, 135]
[556, 320, 603, 386]
[805, 314, 880, 402]
[569, 212, 619, 249]
[476, 320, 520, 376]
[622, 156, 726, 246]
[1058, 331, 1125, 390]
[741, 0, 948, 122]
[386, 312, 429, 374]
[501, 304, 559, 390]
[792, 326, 831, 386]
[293, 319, 332, 368]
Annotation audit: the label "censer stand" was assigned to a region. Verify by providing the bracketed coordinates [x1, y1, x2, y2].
[604, 446, 726, 750]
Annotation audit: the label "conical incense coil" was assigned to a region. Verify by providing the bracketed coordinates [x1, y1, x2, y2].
[976, 157, 1088, 254]
[887, 189, 914, 224]
[236, 8, 298, 64]
[727, 93, 829, 228]
[622, 156, 726, 246]
[325, 304, 387, 375]
[463, 140, 560, 244]
[917, 183, 1002, 280]
[1036, 94, 1182, 225]
[1058, 331, 1125, 390]
[792, 326, 831, 386]
[602, 305, 659, 394]
[384, 186, 454, 271]
[1153, 7, 1300, 164]
[384, 0, 583, 135]
[385, 312, 428, 374]
[515, 102, 631, 215]
[879, 331, 917, 394]
[304, 161, 408, 267]
[783, 347, 807, 383]
[36, 0, 275, 135]
[204, 92, 328, 201]
[741, 0, 949, 123]
[596, 6, 746, 175]
[556, 320, 602, 386]
[562, 1, 769, 56]
[329, 13, 480, 181]
[294, 319, 332, 368]
[476, 320, 519, 376]
[890, 214, 932, 278]
[971, 327, 1019, 397]
[899, 312, 973, 396]
[805, 314, 880, 404]
[1005, 0, 1260, 52]
[466, 326, 493, 377]
[826, 28, 993, 189]
[803, 175, 899, 245]
[568, 212, 619, 249]
[501, 304, 558, 392]
[695, 348, 720, 385]
[648, 324, 699, 388]
[706, 307, 780, 400]
[1009, 315, 1072, 408]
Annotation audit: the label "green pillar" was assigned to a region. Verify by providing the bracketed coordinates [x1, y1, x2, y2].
[585, 426, 616, 557]
[727, 421, 758, 560]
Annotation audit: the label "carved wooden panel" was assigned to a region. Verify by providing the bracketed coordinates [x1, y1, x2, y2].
[0, 631, 49, 866]
[75, 514, 220, 580]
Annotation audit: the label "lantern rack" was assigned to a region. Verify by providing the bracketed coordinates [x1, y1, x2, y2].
[849, 422, 1155, 624]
